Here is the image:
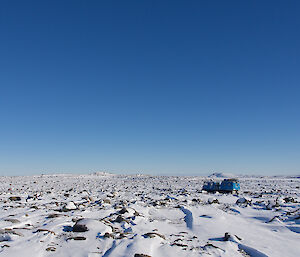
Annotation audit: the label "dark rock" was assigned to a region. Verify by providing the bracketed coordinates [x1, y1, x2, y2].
[192, 198, 201, 203]
[143, 232, 165, 240]
[235, 234, 242, 241]
[114, 215, 126, 223]
[224, 232, 231, 241]
[104, 232, 114, 238]
[119, 207, 128, 214]
[134, 254, 151, 257]
[283, 197, 297, 203]
[9, 197, 21, 201]
[236, 197, 252, 207]
[1, 229, 23, 237]
[171, 242, 188, 247]
[223, 232, 242, 241]
[35, 229, 56, 235]
[72, 220, 88, 232]
[203, 243, 222, 250]
[133, 210, 140, 216]
[208, 198, 219, 204]
[67, 236, 86, 241]
[46, 247, 56, 252]
[47, 213, 61, 219]
[4, 218, 20, 224]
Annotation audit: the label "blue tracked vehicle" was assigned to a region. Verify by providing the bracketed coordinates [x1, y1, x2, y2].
[202, 178, 240, 193]
[219, 178, 240, 193]
[202, 181, 220, 192]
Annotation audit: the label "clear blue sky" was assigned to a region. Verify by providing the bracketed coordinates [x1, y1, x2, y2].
[0, 1, 299, 176]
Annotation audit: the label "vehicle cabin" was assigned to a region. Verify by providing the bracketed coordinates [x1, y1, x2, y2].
[202, 181, 220, 192]
[219, 178, 240, 193]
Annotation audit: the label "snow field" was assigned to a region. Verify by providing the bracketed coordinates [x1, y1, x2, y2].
[0, 173, 299, 257]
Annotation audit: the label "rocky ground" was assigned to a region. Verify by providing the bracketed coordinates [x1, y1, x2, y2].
[0, 173, 299, 257]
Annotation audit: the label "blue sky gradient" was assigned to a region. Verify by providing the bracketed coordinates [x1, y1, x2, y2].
[0, 1, 299, 175]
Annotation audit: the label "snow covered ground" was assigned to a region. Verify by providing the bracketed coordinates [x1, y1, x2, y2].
[0, 173, 299, 257]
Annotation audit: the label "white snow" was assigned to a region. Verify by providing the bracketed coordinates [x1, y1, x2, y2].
[0, 173, 299, 256]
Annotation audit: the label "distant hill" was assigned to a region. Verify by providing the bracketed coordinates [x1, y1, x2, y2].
[208, 172, 236, 178]
[91, 171, 115, 176]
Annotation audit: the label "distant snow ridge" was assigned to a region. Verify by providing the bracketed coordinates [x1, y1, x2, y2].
[287, 175, 300, 179]
[92, 171, 115, 176]
[208, 172, 235, 178]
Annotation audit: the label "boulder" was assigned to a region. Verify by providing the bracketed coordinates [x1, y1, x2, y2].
[73, 220, 88, 232]
[72, 218, 111, 235]
[236, 197, 251, 207]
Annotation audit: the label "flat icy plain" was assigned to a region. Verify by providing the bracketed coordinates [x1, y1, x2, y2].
[0, 173, 299, 257]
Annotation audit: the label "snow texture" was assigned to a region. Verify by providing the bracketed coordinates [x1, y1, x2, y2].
[0, 173, 299, 256]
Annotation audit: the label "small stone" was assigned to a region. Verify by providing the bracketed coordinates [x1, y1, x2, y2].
[266, 200, 277, 210]
[224, 232, 230, 241]
[104, 232, 114, 238]
[114, 215, 126, 223]
[47, 213, 61, 218]
[46, 247, 56, 252]
[119, 207, 128, 214]
[283, 197, 296, 203]
[208, 198, 219, 204]
[143, 232, 165, 240]
[4, 218, 20, 224]
[9, 197, 21, 201]
[192, 198, 201, 203]
[236, 197, 251, 207]
[133, 211, 140, 216]
[171, 242, 188, 248]
[203, 243, 222, 250]
[67, 236, 86, 241]
[35, 229, 56, 235]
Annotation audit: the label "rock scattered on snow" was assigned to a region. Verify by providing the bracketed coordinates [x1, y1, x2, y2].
[208, 198, 219, 204]
[4, 218, 20, 224]
[0, 173, 299, 257]
[118, 207, 128, 214]
[62, 201, 77, 211]
[45, 247, 56, 252]
[72, 220, 89, 232]
[134, 254, 152, 257]
[236, 197, 252, 207]
[66, 236, 86, 241]
[8, 196, 21, 201]
[143, 232, 166, 239]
